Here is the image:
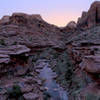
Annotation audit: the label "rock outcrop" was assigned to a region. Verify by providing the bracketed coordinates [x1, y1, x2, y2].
[0, 45, 30, 77]
[0, 45, 30, 64]
[0, 16, 10, 24]
[67, 40, 100, 99]
[60, 21, 77, 33]
[81, 55, 100, 74]
[1, 1, 100, 100]
[77, 1, 100, 28]
[67, 21, 77, 29]
[0, 45, 30, 55]
[0, 12, 65, 100]
[0, 12, 64, 48]
[10, 13, 43, 25]
[0, 13, 43, 25]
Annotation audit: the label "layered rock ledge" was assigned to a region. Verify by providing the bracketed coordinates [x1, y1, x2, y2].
[0, 45, 30, 64]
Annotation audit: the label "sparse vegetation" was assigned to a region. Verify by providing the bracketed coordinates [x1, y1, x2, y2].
[6, 85, 22, 99]
[0, 39, 6, 45]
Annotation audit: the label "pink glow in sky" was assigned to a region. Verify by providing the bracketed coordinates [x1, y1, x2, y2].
[0, 0, 97, 26]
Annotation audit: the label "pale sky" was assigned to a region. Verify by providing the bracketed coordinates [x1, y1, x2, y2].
[0, 0, 98, 26]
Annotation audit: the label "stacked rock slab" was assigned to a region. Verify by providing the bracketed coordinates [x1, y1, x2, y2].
[80, 55, 100, 84]
[77, 1, 100, 28]
[0, 45, 30, 64]
[81, 55, 100, 74]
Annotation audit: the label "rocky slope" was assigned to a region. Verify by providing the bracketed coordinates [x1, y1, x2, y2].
[0, 13, 65, 48]
[0, 12, 67, 100]
[77, 1, 100, 29]
[65, 1, 100, 100]
[0, 1, 100, 100]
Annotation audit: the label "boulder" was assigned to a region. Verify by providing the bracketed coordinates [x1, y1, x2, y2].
[67, 21, 77, 29]
[80, 55, 100, 74]
[60, 21, 77, 33]
[19, 84, 33, 93]
[14, 66, 29, 76]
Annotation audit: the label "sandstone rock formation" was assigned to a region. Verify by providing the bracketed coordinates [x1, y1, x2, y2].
[77, 1, 100, 28]
[0, 16, 10, 24]
[0, 13, 43, 25]
[79, 55, 100, 84]
[67, 40, 100, 99]
[0, 12, 66, 100]
[0, 54, 10, 64]
[67, 21, 77, 29]
[10, 13, 43, 25]
[0, 12, 64, 48]
[81, 55, 100, 74]
[0, 45, 30, 64]
[60, 21, 77, 34]
[1, 1, 100, 100]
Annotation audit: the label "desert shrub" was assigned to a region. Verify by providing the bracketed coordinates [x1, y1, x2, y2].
[0, 39, 6, 45]
[6, 85, 22, 98]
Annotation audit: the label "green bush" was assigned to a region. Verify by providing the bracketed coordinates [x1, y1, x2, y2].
[0, 39, 6, 45]
[6, 85, 22, 98]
